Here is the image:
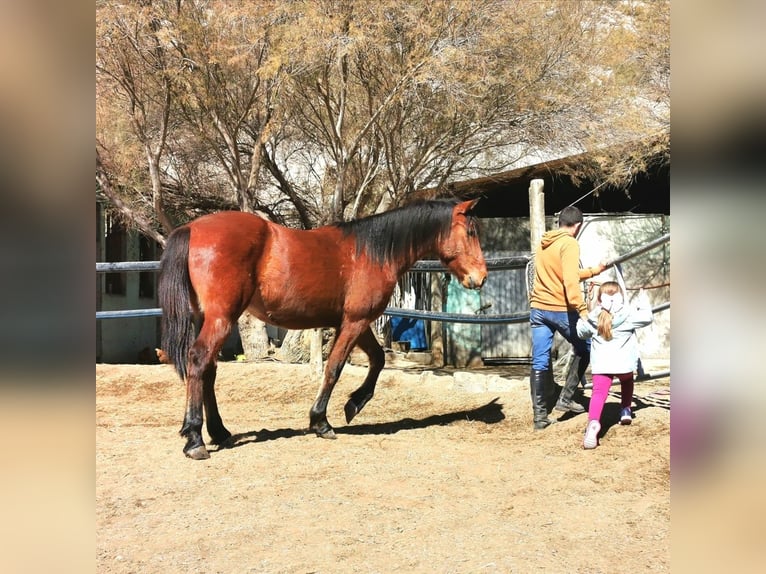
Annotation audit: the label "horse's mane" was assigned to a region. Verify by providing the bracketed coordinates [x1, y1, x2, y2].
[336, 199, 477, 265]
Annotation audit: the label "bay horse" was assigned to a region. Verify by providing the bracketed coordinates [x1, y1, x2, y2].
[158, 198, 487, 459]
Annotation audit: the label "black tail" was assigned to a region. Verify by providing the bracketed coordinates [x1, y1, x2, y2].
[158, 226, 196, 381]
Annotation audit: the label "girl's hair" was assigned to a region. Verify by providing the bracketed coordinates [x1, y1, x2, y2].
[596, 281, 623, 341]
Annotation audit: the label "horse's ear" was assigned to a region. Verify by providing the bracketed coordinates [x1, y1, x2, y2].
[457, 198, 481, 215]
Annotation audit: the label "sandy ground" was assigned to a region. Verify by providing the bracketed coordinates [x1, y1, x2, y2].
[96, 358, 670, 574]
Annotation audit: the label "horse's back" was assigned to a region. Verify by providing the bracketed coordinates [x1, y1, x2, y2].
[187, 210, 269, 239]
[183, 212, 354, 327]
[186, 211, 347, 276]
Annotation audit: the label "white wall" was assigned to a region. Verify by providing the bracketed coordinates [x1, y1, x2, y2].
[479, 214, 670, 362]
[578, 214, 670, 360]
[97, 227, 161, 363]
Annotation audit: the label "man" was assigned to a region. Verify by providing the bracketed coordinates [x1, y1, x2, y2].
[528, 205, 606, 430]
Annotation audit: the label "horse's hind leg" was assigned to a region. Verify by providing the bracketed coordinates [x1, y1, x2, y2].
[344, 326, 385, 424]
[203, 360, 232, 447]
[181, 316, 231, 460]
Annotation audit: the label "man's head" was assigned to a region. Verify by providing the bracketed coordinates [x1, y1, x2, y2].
[558, 206, 584, 235]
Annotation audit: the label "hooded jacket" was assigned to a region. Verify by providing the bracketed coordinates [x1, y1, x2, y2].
[576, 297, 653, 374]
[529, 229, 601, 316]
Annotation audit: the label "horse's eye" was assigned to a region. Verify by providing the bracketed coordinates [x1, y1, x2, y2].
[467, 228, 476, 238]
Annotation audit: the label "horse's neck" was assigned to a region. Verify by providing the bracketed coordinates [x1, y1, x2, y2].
[399, 239, 439, 275]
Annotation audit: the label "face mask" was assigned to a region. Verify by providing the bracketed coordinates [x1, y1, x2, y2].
[600, 292, 623, 313]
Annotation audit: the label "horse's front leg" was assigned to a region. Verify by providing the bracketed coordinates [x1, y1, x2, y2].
[309, 323, 366, 439]
[344, 326, 385, 424]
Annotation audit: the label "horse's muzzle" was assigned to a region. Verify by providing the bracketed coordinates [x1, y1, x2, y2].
[464, 273, 487, 290]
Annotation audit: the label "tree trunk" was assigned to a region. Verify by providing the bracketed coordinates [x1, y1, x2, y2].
[275, 328, 334, 371]
[275, 329, 310, 364]
[238, 312, 270, 360]
[429, 273, 444, 368]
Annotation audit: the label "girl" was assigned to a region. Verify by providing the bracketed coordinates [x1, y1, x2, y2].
[576, 282, 653, 449]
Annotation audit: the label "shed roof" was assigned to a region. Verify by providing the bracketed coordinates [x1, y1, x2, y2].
[412, 150, 669, 217]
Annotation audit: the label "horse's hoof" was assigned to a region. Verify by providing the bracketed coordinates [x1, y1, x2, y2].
[184, 445, 211, 460]
[317, 428, 337, 440]
[344, 400, 358, 424]
[209, 432, 233, 447]
[212, 437, 235, 450]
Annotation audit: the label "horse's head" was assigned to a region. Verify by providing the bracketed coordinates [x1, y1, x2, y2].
[440, 199, 487, 290]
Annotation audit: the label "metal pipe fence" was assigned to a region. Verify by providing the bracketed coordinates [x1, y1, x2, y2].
[96, 234, 669, 323]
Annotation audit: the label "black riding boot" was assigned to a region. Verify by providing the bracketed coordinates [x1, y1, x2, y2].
[530, 369, 554, 430]
[544, 369, 559, 412]
[554, 353, 588, 414]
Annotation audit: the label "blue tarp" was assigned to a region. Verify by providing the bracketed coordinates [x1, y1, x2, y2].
[390, 316, 428, 351]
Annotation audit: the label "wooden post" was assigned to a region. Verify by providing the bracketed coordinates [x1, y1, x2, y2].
[430, 274, 444, 368]
[310, 328, 323, 378]
[529, 178, 546, 250]
[529, 178, 550, 371]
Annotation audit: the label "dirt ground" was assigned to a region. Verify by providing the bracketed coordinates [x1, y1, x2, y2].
[96, 357, 670, 574]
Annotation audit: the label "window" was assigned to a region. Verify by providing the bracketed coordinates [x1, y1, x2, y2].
[139, 235, 158, 298]
[105, 214, 126, 295]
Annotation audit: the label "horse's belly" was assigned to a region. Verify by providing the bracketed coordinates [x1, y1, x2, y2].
[245, 290, 342, 330]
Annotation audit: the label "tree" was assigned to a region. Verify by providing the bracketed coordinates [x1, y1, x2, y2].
[98, 0, 669, 230]
[550, 0, 671, 189]
[265, 0, 669, 219]
[97, 1, 296, 230]
[96, 0, 669, 361]
[97, 0, 298, 358]
[96, 0, 178, 239]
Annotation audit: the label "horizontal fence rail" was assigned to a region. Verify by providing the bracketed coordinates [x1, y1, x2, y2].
[96, 233, 669, 322]
[95, 257, 536, 320]
[95, 257, 532, 275]
[383, 301, 670, 324]
[95, 302, 670, 323]
[96, 308, 163, 319]
[603, 233, 669, 269]
[96, 261, 161, 272]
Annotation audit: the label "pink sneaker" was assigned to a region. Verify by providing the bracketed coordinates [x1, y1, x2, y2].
[583, 420, 601, 449]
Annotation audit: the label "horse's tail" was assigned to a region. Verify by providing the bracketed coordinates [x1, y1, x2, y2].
[158, 226, 196, 381]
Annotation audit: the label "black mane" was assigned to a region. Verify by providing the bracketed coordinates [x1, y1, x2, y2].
[336, 199, 477, 265]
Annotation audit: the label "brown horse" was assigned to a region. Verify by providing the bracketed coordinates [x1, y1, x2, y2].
[158, 199, 487, 459]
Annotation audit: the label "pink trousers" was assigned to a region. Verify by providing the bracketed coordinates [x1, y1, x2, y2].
[589, 373, 634, 422]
